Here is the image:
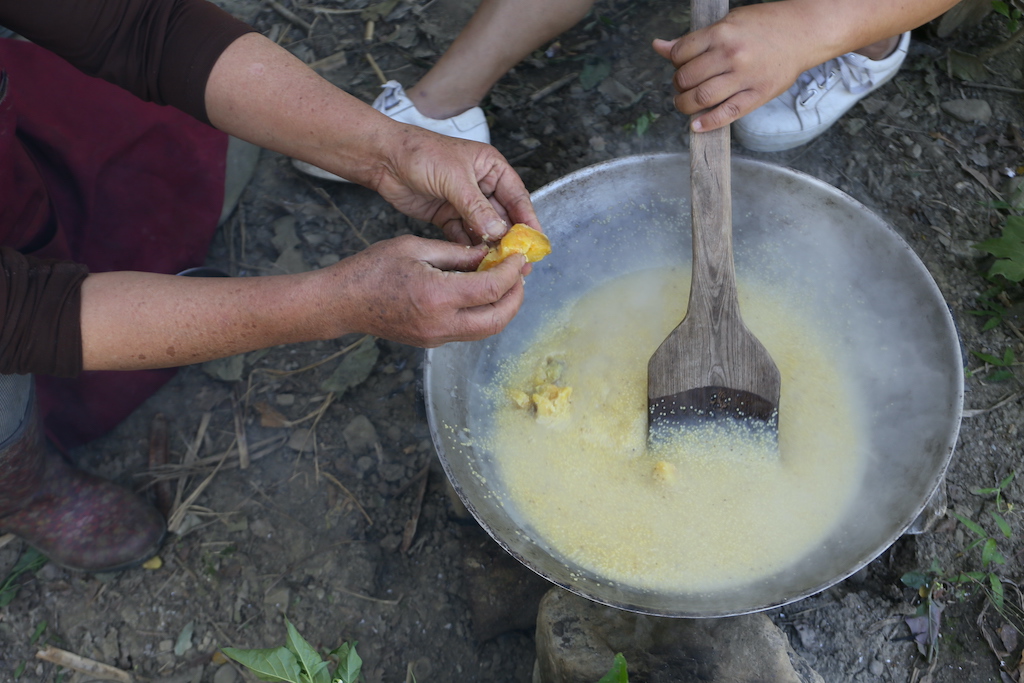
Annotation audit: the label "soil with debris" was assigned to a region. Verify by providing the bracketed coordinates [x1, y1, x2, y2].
[2, 1, 1023, 682]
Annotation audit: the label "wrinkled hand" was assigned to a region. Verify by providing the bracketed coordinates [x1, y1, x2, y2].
[315, 234, 527, 347]
[369, 126, 540, 246]
[653, 3, 822, 132]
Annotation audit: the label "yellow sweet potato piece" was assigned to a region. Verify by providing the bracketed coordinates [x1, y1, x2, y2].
[477, 224, 551, 271]
[532, 383, 572, 419]
[652, 461, 677, 484]
[508, 388, 533, 410]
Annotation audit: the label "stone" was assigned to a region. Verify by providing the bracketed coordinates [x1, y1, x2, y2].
[264, 586, 290, 619]
[940, 98, 992, 123]
[214, 664, 240, 683]
[463, 538, 550, 642]
[380, 463, 405, 483]
[533, 589, 823, 683]
[842, 118, 866, 136]
[343, 415, 379, 454]
[597, 78, 637, 107]
[868, 657, 885, 676]
[100, 627, 121, 664]
[1006, 176, 1024, 212]
[355, 455, 376, 476]
[286, 428, 317, 453]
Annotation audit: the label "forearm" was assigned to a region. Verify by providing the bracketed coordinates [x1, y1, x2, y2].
[777, 0, 961, 70]
[79, 271, 332, 371]
[204, 32, 399, 189]
[78, 235, 528, 370]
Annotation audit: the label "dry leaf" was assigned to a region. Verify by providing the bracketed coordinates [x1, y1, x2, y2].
[254, 401, 290, 428]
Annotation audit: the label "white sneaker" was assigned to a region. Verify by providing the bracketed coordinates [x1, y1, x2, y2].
[732, 32, 910, 153]
[292, 80, 491, 182]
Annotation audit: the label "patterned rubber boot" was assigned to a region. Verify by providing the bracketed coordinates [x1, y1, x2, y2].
[0, 396, 166, 572]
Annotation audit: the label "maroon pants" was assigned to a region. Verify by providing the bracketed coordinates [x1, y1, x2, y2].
[0, 39, 228, 450]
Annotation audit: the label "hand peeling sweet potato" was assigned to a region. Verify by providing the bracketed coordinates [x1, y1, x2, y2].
[477, 224, 551, 271]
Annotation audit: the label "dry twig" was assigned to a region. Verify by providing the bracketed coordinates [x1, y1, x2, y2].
[365, 52, 387, 85]
[36, 645, 133, 683]
[148, 414, 173, 517]
[267, 0, 312, 31]
[321, 471, 373, 526]
[529, 72, 579, 103]
[167, 450, 231, 533]
[233, 385, 251, 470]
[400, 464, 430, 554]
[144, 435, 286, 481]
[254, 335, 371, 377]
[963, 392, 1022, 418]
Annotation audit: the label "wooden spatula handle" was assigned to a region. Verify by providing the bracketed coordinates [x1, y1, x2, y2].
[688, 0, 735, 330]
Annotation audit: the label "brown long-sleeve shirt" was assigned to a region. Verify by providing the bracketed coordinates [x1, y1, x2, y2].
[0, 0, 254, 377]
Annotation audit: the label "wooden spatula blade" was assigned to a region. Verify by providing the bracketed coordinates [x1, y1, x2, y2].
[648, 310, 780, 436]
[646, 0, 781, 445]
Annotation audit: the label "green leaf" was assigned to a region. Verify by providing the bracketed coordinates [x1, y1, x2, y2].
[982, 538, 1006, 568]
[597, 653, 629, 683]
[222, 647, 303, 683]
[579, 59, 611, 90]
[986, 369, 1015, 382]
[320, 337, 379, 395]
[29, 620, 47, 646]
[285, 621, 329, 683]
[0, 548, 47, 607]
[953, 511, 987, 538]
[990, 511, 1013, 538]
[998, 471, 1016, 489]
[330, 642, 362, 683]
[954, 571, 987, 582]
[970, 350, 1007, 366]
[947, 48, 989, 82]
[174, 621, 194, 657]
[634, 112, 659, 137]
[990, 573, 1006, 613]
[975, 217, 1024, 282]
[982, 316, 1002, 331]
[901, 571, 930, 589]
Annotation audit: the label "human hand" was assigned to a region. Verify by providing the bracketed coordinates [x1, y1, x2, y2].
[314, 234, 527, 347]
[652, 2, 824, 132]
[368, 126, 540, 246]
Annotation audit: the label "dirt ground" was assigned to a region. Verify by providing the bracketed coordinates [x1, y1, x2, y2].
[1, 1, 1023, 682]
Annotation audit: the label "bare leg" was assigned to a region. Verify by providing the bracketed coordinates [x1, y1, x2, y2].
[853, 34, 900, 60]
[408, 0, 596, 119]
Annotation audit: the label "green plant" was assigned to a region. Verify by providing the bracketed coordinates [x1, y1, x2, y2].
[225, 623, 626, 683]
[13, 621, 51, 679]
[223, 620, 362, 683]
[598, 653, 629, 682]
[967, 284, 1011, 332]
[993, 1, 1023, 33]
[0, 548, 47, 607]
[969, 347, 1018, 382]
[974, 215, 1024, 283]
[623, 112, 660, 137]
[901, 473, 1019, 661]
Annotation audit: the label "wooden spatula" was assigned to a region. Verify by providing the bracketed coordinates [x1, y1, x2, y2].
[647, 0, 781, 442]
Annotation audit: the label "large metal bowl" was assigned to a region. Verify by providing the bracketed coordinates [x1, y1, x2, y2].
[424, 153, 962, 617]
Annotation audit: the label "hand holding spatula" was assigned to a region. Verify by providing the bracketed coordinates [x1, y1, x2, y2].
[647, 0, 781, 445]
